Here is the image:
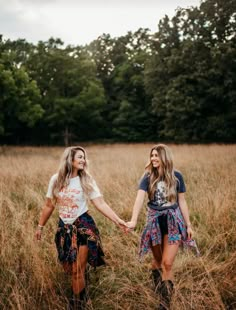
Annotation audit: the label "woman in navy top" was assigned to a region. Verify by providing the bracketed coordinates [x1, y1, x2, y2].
[127, 144, 198, 310]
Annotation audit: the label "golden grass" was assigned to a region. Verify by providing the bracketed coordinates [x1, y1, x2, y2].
[0, 144, 235, 310]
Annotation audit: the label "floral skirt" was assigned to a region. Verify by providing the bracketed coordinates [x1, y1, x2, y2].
[139, 207, 200, 259]
[55, 212, 105, 272]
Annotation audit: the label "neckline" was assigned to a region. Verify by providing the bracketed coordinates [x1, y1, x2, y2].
[70, 175, 79, 180]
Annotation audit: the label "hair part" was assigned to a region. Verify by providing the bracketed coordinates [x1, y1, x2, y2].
[52, 146, 93, 202]
[145, 144, 177, 202]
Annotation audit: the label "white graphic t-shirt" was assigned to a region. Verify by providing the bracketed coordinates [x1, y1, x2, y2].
[46, 174, 102, 224]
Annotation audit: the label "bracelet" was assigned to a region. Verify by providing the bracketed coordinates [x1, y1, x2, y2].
[38, 224, 44, 230]
[186, 223, 191, 227]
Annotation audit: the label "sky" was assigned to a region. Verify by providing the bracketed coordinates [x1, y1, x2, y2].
[0, 0, 201, 46]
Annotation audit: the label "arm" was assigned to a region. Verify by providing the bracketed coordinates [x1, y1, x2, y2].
[127, 189, 146, 229]
[35, 198, 55, 240]
[178, 192, 193, 239]
[91, 196, 126, 228]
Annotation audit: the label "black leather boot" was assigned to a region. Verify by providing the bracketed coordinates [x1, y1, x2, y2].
[68, 295, 78, 310]
[159, 280, 174, 310]
[151, 269, 162, 293]
[79, 288, 87, 309]
[68, 288, 87, 310]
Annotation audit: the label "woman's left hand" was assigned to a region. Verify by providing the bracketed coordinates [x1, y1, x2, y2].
[187, 226, 194, 239]
[117, 218, 128, 232]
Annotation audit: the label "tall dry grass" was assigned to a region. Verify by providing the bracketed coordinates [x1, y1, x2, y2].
[0, 144, 235, 310]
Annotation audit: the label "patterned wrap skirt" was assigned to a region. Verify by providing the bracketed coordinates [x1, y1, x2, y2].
[55, 212, 105, 271]
[139, 206, 200, 259]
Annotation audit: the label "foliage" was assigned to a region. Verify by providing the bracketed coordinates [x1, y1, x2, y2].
[145, 0, 236, 141]
[0, 38, 43, 140]
[0, 0, 235, 144]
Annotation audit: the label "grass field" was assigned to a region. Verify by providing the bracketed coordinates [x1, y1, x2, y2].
[0, 144, 235, 310]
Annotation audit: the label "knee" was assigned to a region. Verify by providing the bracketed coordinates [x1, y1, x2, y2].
[162, 260, 173, 272]
[72, 269, 85, 280]
[152, 258, 162, 269]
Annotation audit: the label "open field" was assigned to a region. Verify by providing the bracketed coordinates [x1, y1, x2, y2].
[0, 144, 236, 310]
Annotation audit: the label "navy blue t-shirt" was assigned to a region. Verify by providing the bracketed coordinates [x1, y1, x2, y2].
[139, 171, 186, 208]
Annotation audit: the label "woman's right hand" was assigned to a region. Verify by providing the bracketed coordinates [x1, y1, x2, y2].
[126, 220, 137, 232]
[35, 228, 43, 241]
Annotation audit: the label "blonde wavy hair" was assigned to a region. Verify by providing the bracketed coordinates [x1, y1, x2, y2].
[145, 144, 177, 203]
[52, 146, 94, 203]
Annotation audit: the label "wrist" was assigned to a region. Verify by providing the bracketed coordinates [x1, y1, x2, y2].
[186, 222, 191, 227]
[131, 219, 137, 226]
[37, 224, 44, 230]
[113, 216, 120, 225]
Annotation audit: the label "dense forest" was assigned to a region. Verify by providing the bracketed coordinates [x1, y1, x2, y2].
[0, 0, 235, 144]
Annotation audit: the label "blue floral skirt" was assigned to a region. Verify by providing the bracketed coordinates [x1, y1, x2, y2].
[55, 212, 105, 272]
[139, 207, 200, 259]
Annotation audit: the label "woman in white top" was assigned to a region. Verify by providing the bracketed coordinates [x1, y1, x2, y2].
[35, 146, 126, 309]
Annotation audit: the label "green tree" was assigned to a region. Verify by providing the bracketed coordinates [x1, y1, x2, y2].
[89, 29, 156, 141]
[25, 38, 106, 144]
[145, 0, 236, 141]
[0, 37, 43, 142]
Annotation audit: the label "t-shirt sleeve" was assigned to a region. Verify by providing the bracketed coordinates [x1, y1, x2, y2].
[138, 173, 149, 192]
[46, 174, 57, 198]
[89, 179, 102, 200]
[175, 171, 186, 193]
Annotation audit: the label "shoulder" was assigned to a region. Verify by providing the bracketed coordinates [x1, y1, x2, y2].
[174, 170, 184, 180]
[143, 172, 150, 179]
[46, 173, 58, 198]
[88, 175, 97, 186]
[140, 172, 150, 182]
[85, 174, 99, 190]
[50, 173, 58, 182]
[138, 172, 150, 191]
[88, 177, 102, 199]
[48, 173, 58, 186]
[174, 170, 186, 192]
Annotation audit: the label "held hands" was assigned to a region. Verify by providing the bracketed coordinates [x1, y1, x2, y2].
[125, 220, 137, 233]
[115, 218, 136, 233]
[116, 218, 128, 232]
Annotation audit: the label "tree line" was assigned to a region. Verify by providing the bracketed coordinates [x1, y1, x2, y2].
[0, 0, 235, 145]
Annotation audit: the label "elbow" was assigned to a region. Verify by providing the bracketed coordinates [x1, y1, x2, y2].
[92, 197, 105, 210]
[45, 198, 55, 210]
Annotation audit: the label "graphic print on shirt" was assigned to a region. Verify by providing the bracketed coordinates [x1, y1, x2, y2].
[57, 187, 82, 219]
[154, 181, 168, 207]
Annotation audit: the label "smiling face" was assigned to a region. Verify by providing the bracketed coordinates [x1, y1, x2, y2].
[150, 149, 162, 169]
[72, 149, 86, 172]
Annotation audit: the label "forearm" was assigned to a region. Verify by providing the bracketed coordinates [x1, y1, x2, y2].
[131, 203, 142, 224]
[93, 199, 121, 225]
[179, 200, 191, 227]
[130, 190, 146, 224]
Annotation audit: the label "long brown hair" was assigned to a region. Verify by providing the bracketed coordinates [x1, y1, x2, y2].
[52, 146, 93, 202]
[145, 144, 177, 202]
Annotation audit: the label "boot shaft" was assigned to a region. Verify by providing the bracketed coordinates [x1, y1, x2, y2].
[159, 280, 174, 310]
[151, 268, 162, 292]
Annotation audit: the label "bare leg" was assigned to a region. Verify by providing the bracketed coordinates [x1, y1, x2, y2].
[161, 235, 179, 281]
[72, 245, 88, 295]
[150, 244, 163, 270]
